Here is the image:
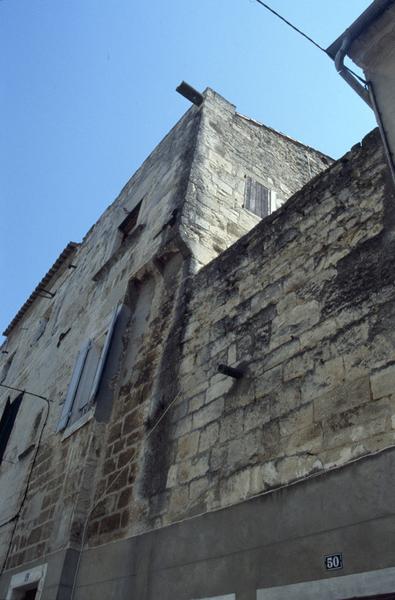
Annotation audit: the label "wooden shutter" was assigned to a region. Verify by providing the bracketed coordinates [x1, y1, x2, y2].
[0, 393, 23, 464]
[76, 342, 101, 412]
[244, 177, 270, 218]
[56, 340, 91, 432]
[244, 177, 253, 213]
[87, 305, 122, 406]
[255, 182, 270, 218]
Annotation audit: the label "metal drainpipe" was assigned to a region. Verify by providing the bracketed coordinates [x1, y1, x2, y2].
[334, 34, 372, 107]
[334, 32, 395, 186]
[368, 81, 395, 184]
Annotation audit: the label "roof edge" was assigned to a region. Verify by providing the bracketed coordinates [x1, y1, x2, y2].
[3, 242, 80, 337]
[236, 112, 334, 162]
[326, 0, 395, 59]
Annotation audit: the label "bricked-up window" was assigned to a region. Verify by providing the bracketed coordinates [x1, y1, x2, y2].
[244, 177, 271, 218]
[56, 305, 122, 432]
[0, 393, 23, 465]
[119, 200, 142, 242]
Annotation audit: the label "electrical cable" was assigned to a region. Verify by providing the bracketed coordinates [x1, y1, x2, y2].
[0, 383, 52, 402]
[253, 0, 368, 84]
[0, 394, 50, 575]
[254, 0, 326, 52]
[69, 387, 185, 599]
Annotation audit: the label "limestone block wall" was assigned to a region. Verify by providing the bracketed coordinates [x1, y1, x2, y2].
[74, 93, 333, 549]
[155, 128, 395, 527]
[78, 127, 395, 552]
[181, 89, 332, 268]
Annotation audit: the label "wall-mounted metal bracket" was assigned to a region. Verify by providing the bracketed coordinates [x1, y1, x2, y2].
[36, 288, 56, 299]
[176, 81, 203, 106]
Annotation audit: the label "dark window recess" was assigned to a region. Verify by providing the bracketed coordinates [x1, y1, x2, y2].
[244, 177, 271, 218]
[57, 327, 71, 348]
[21, 588, 38, 600]
[119, 201, 142, 241]
[0, 351, 15, 383]
[0, 392, 23, 465]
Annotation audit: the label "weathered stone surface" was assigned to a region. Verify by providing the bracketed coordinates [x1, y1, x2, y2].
[177, 431, 200, 461]
[219, 410, 244, 443]
[279, 403, 313, 437]
[371, 364, 395, 399]
[192, 398, 224, 430]
[178, 454, 209, 484]
[313, 376, 371, 421]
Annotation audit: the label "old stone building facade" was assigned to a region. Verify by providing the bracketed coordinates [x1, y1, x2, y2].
[1, 84, 395, 600]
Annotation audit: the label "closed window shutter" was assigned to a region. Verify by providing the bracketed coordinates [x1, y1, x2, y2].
[76, 342, 101, 412]
[256, 182, 270, 218]
[244, 177, 271, 218]
[244, 177, 253, 213]
[56, 340, 91, 432]
[86, 305, 122, 406]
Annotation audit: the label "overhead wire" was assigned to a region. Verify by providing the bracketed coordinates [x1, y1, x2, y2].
[253, 0, 368, 84]
[254, 0, 326, 52]
[0, 393, 50, 576]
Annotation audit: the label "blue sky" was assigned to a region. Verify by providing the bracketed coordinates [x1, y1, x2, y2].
[0, 0, 375, 339]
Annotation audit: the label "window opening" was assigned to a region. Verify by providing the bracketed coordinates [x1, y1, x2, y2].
[244, 177, 271, 218]
[21, 587, 38, 600]
[0, 393, 23, 465]
[119, 201, 142, 241]
[6, 563, 47, 600]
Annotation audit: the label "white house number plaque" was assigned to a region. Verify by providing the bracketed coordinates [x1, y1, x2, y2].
[325, 553, 343, 571]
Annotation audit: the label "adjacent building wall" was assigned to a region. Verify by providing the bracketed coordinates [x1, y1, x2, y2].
[349, 2, 395, 176]
[159, 128, 395, 525]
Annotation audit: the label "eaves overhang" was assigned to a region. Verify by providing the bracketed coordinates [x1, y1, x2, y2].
[3, 241, 80, 337]
[326, 0, 395, 59]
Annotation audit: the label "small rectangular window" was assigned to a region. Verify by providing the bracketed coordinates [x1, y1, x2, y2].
[0, 393, 23, 464]
[119, 201, 142, 241]
[244, 177, 271, 218]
